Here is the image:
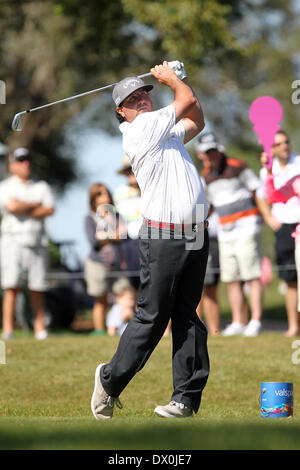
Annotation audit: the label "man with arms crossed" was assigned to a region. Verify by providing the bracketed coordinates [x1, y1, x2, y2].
[91, 61, 209, 419]
[0, 148, 55, 340]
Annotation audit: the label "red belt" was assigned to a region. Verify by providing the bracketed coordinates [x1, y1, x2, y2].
[143, 218, 208, 232]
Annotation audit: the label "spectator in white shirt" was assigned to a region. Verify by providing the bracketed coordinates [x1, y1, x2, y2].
[0, 148, 55, 340]
[257, 130, 300, 337]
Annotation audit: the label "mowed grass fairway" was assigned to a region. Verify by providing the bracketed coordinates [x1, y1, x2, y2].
[0, 332, 300, 450]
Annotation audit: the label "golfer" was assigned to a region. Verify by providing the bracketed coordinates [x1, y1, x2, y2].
[91, 61, 209, 419]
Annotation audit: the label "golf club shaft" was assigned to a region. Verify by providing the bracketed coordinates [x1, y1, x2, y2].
[23, 72, 153, 115]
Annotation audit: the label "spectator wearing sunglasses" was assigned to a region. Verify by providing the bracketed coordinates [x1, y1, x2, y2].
[257, 130, 300, 337]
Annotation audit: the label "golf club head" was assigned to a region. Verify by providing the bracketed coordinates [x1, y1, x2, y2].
[12, 112, 24, 131]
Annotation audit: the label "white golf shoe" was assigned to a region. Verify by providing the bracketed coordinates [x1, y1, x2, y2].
[91, 364, 122, 420]
[35, 330, 48, 340]
[222, 322, 245, 336]
[243, 320, 262, 337]
[1, 332, 14, 341]
[154, 401, 193, 418]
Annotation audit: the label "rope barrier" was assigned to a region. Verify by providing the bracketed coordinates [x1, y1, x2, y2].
[43, 263, 297, 280]
[45, 270, 140, 280]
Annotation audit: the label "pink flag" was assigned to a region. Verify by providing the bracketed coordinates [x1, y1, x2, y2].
[249, 96, 283, 171]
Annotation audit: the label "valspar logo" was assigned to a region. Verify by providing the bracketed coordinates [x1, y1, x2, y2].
[274, 389, 293, 397]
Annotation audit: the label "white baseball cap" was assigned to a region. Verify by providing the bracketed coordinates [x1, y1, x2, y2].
[10, 147, 31, 162]
[112, 77, 153, 107]
[117, 155, 132, 174]
[196, 133, 225, 153]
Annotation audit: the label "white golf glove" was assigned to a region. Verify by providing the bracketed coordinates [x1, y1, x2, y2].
[168, 60, 187, 80]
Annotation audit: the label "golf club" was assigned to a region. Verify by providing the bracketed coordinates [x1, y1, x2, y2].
[12, 72, 152, 131]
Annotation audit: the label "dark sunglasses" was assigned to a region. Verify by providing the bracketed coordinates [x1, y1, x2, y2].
[15, 156, 30, 162]
[273, 140, 290, 147]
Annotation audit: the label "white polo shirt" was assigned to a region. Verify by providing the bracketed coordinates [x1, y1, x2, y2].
[258, 154, 300, 224]
[119, 104, 208, 224]
[0, 175, 55, 247]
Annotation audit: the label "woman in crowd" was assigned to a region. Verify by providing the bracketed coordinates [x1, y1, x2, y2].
[84, 183, 130, 335]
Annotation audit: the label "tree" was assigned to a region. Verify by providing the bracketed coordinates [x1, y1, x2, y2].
[123, 0, 300, 159]
[0, 0, 140, 189]
[1, 0, 298, 189]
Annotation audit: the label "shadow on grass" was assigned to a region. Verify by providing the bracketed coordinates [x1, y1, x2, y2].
[261, 305, 286, 322]
[0, 419, 300, 450]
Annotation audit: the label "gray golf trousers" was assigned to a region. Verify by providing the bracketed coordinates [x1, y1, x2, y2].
[100, 223, 209, 413]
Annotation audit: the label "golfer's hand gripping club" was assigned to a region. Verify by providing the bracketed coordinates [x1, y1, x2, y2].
[167, 61, 187, 80]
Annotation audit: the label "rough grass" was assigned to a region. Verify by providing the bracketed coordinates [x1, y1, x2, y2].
[0, 331, 299, 450]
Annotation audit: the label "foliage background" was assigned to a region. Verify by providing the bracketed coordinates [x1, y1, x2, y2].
[1, 0, 300, 190]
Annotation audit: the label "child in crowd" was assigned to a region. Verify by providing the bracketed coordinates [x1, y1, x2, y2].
[106, 279, 136, 336]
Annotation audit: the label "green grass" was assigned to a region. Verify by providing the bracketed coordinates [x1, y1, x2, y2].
[0, 145, 296, 451]
[0, 331, 300, 450]
[0, 244, 295, 450]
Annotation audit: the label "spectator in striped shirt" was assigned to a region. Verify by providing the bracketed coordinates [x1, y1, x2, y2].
[197, 133, 264, 337]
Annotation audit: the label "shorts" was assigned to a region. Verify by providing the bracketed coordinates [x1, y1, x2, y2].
[0, 237, 48, 291]
[274, 223, 297, 282]
[84, 258, 129, 297]
[204, 237, 219, 287]
[219, 232, 262, 283]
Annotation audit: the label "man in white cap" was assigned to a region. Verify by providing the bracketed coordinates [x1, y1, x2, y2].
[91, 61, 210, 420]
[0, 148, 55, 340]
